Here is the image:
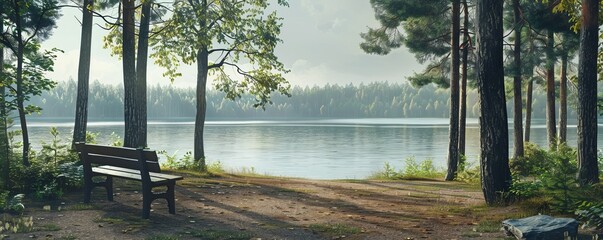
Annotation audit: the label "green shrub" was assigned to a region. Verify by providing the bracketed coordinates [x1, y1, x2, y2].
[456, 162, 480, 184]
[160, 151, 199, 170]
[576, 201, 603, 229]
[510, 142, 549, 177]
[538, 144, 580, 213]
[7, 128, 82, 200]
[369, 157, 444, 180]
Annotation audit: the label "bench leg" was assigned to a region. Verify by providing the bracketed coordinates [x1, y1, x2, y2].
[167, 183, 176, 214]
[84, 182, 92, 203]
[142, 191, 152, 219]
[105, 176, 113, 201]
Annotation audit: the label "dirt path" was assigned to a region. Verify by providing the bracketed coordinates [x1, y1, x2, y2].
[7, 174, 515, 240]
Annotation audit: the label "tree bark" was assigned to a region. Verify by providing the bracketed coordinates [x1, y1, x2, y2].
[136, 0, 151, 148]
[558, 54, 567, 144]
[525, 78, 533, 142]
[446, 0, 461, 181]
[512, 0, 524, 159]
[72, 0, 94, 148]
[122, 0, 139, 148]
[0, 18, 9, 189]
[13, 0, 29, 166]
[194, 47, 209, 171]
[577, 0, 599, 186]
[545, 29, 557, 150]
[459, 0, 469, 158]
[476, 0, 511, 205]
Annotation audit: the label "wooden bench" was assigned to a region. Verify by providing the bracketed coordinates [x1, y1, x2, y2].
[75, 143, 183, 219]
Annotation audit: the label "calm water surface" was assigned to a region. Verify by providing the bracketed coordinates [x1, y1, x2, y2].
[18, 118, 603, 179]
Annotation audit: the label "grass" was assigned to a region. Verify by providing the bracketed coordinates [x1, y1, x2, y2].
[474, 220, 501, 233]
[189, 229, 253, 240]
[37, 223, 61, 231]
[64, 203, 96, 211]
[308, 223, 361, 236]
[145, 234, 180, 240]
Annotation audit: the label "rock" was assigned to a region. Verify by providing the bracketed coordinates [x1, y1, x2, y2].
[502, 215, 578, 240]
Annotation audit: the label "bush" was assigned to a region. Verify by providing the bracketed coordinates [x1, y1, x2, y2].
[577, 201, 603, 229]
[369, 157, 444, 180]
[7, 128, 82, 200]
[510, 142, 549, 177]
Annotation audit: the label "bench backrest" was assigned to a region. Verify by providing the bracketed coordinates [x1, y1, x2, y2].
[75, 143, 161, 173]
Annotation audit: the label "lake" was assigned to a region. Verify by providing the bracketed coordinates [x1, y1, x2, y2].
[15, 118, 603, 179]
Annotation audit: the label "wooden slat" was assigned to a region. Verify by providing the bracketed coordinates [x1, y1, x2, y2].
[86, 154, 161, 172]
[92, 167, 172, 183]
[97, 166, 183, 181]
[81, 143, 158, 161]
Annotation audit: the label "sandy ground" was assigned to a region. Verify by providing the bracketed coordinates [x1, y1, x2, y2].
[4, 174, 518, 240]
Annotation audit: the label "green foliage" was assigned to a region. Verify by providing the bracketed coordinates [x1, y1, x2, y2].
[576, 201, 603, 229]
[149, 0, 290, 108]
[0, 216, 34, 233]
[7, 128, 82, 199]
[369, 157, 444, 180]
[160, 151, 203, 171]
[509, 175, 542, 200]
[40, 127, 69, 165]
[510, 142, 550, 176]
[0, 193, 25, 215]
[539, 145, 580, 213]
[456, 162, 481, 184]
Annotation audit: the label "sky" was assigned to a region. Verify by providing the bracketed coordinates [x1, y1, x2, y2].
[44, 0, 423, 88]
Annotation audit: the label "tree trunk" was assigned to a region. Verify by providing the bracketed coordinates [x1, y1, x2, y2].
[545, 29, 557, 150]
[525, 75, 534, 142]
[459, 0, 469, 159]
[136, 0, 151, 148]
[72, 0, 93, 148]
[13, 2, 29, 166]
[122, 0, 139, 148]
[0, 18, 9, 189]
[476, 0, 511, 205]
[512, 0, 524, 159]
[577, 0, 599, 186]
[558, 54, 567, 144]
[446, 0, 461, 181]
[194, 48, 209, 171]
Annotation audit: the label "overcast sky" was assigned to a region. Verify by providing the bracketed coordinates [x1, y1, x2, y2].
[44, 0, 423, 88]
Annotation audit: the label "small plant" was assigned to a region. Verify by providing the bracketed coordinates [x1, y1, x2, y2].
[576, 201, 603, 229]
[160, 151, 198, 170]
[456, 162, 480, 184]
[207, 161, 225, 174]
[0, 216, 34, 233]
[40, 127, 68, 166]
[510, 142, 549, 177]
[109, 132, 123, 146]
[403, 158, 442, 179]
[369, 162, 401, 180]
[35, 180, 62, 200]
[369, 157, 444, 180]
[4, 194, 25, 215]
[509, 175, 542, 200]
[539, 144, 580, 213]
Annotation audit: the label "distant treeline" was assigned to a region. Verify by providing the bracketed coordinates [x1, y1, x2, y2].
[25, 80, 572, 120]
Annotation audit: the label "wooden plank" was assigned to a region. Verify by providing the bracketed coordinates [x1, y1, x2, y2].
[86, 154, 161, 172]
[81, 144, 158, 161]
[97, 166, 183, 181]
[92, 167, 172, 183]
